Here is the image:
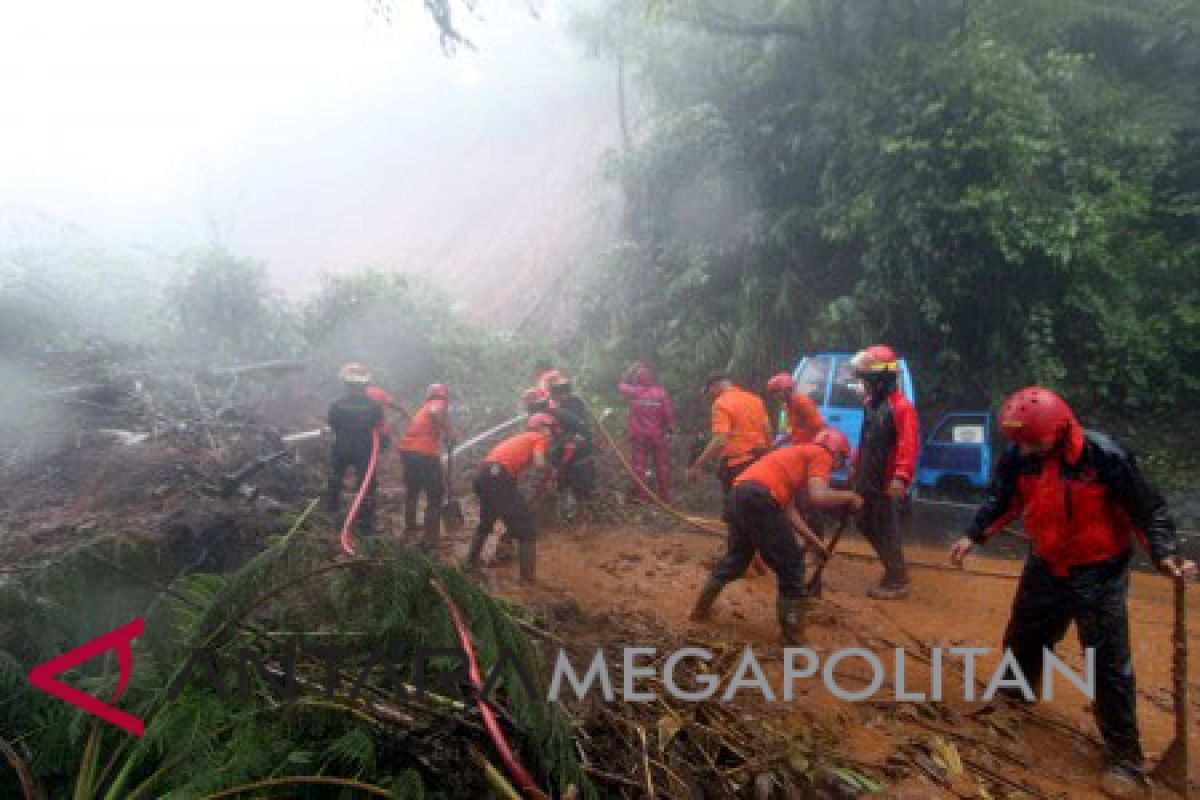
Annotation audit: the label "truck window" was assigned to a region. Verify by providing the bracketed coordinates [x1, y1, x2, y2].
[829, 358, 864, 407]
[795, 356, 831, 402]
[933, 416, 987, 444]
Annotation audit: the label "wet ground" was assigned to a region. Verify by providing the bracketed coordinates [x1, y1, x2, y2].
[422, 508, 1200, 799]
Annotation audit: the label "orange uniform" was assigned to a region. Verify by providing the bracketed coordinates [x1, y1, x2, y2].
[787, 393, 825, 444]
[485, 432, 549, 479]
[711, 386, 770, 466]
[735, 444, 834, 508]
[399, 398, 448, 455]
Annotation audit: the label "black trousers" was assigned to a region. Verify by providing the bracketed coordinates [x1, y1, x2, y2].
[559, 448, 596, 497]
[711, 484, 806, 597]
[326, 446, 377, 532]
[857, 491, 908, 586]
[473, 464, 535, 542]
[1003, 551, 1142, 768]
[402, 451, 444, 535]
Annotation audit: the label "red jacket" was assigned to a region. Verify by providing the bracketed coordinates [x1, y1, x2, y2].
[852, 389, 919, 493]
[968, 422, 1177, 576]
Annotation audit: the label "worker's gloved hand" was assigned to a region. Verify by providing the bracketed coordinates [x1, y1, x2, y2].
[1156, 555, 1198, 579]
[949, 536, 974, 568]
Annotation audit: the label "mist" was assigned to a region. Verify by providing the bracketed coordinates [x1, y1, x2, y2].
[0, 0, 619, 327]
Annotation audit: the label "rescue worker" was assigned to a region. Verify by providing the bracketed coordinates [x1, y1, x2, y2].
[324, 363, 385, 536]
[685, 373, 772, 494]
[398, 383, 455, 551]
[766, 372, 825, 445]
[850, 345, 919, 599]
[949, 386, 1196, 798]
[618, 362, 676, 502]
[548, 377, 595, 517]
[689, 428, 862, 642]
[464, 413, 555, 582]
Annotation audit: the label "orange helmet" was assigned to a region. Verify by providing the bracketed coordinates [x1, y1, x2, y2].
[338, 362, 371, 384]
[427, 383, 449, 399]
[814, 427, 852, 461]
[766, 372, 795, 395]
[522, 387, 550, 409]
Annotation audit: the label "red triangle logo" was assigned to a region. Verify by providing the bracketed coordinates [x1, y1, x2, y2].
[28, 618, 145, 737]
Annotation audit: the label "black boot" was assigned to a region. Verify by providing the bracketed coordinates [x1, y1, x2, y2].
[777, 595, 806, 644]
[421, 510, 442, 554]
[518, 538, 536, 583]
[689, 577, 728, 621]
[494, 533, 515, 564]
[463, 528, 488, 571]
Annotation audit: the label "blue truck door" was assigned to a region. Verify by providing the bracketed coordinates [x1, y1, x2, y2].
[916, 412, 993, 491]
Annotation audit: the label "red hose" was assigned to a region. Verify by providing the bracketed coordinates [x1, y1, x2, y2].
[430, 578, 548, 800]
[340, 429, 381, 556]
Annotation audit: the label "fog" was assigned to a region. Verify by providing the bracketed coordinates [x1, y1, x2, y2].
[0, 0, 618, 326]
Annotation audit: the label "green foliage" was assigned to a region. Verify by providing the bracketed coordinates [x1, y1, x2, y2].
[0, 522, 594, 799]
[572, 0, 1200, 419]
[169, 247, 301, 362]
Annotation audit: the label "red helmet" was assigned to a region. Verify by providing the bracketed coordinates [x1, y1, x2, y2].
[427, 383, 448, 399]
[851, 345, 899, 374]
[999, 386, 1075, 445]
[814, 427, 852, 461]
[766, 372, 795, 395]
[527, 412, 556, 431]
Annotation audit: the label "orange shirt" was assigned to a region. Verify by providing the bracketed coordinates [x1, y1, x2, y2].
[365, 386, 394, 438]
[711, 386, 770, 464]
[735, 444, 834, 508]
[787, 392, 825, 444]
[399, 398, 448, 455]
[485, 431, 549, 478]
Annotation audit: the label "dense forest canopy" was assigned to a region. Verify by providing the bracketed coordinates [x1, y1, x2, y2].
[571, 0, 1200, 418]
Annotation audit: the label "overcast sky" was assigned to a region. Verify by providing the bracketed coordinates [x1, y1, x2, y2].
[0, 0, 617, 317]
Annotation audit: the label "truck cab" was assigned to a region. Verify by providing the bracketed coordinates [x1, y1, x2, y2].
[787, 352, 916, 483]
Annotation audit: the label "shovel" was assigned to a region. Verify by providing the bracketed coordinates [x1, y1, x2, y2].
[443, 444, 466, 532]
[806, 513, 850, 597]
[1152, 574, 1190, 797]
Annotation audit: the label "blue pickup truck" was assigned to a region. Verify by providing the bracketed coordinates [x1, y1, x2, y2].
[787, 352, 993, 496]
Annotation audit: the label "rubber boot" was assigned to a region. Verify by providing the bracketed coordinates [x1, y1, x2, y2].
[689, 576, 728, 621]
[463, 528, 488, 571]
[517, 538, 536, 583]
[777, 595, 806, 644]
[420, 510, 441, 554]
[494, 533, 515, 564]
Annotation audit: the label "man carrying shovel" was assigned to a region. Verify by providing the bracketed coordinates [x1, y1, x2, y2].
[949, 386, 1196, 798]
[689, 428, 861, 643]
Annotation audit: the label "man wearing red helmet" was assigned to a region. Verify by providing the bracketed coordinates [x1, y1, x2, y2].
[689, 428, 862, 642]
[850, 345, 919, 599]
[398, 383, 456, 551]
[464, 413, 555, 582]
[619, 362, 677, 502]
[766, 372, 825, 445]
[950, 386, 1195, 796]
